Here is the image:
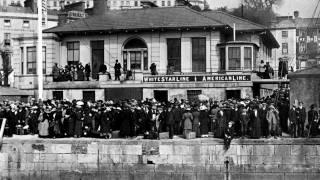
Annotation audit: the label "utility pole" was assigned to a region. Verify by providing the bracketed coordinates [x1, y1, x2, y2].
[37, 0, 43, 100]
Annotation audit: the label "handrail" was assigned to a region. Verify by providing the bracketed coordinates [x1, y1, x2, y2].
[0, 118, 7, 147]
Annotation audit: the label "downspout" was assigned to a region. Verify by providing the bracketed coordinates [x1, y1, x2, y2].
[0, 118, 7, 149]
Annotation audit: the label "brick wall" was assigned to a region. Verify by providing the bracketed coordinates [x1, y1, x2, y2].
[0, 138, 320, 180]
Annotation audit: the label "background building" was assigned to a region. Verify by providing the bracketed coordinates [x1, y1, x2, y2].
[0, 1, 58, 86]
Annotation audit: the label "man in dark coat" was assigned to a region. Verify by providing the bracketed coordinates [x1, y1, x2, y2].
[85, 63, 91, 81]
[289, 104, 297, 138]
[230, 104, 241, 137]
[166, 106, 175, 139]
[7, 105, 18, 136]
[250, 105, 261, 138]
[296, 102, 306, 137]
[172, 104, 182, 135]
[307, 104, 319, 137]
[259, 103, 268, 138]
[114, 60, 122, 81]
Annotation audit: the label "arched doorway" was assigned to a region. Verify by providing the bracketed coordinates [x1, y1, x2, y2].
[123, 38, 148, 72]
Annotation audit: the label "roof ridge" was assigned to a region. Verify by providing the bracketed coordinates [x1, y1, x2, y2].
[208, 10, 267, 29]
[185, 8, 227, 27]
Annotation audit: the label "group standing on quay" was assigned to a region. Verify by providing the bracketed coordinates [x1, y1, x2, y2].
[0, 89, 319, 146]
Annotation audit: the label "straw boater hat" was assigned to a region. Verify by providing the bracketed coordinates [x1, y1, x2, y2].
[200, 105, 207, 111]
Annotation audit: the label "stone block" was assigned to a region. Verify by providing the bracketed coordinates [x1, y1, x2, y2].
[155, 164, 176, 172]
[237, 145, 254, 156]
[120, 155, 140, 164]
[100, 172, 130, 180]
[181, 155, 202, 165]
[152, 172, 172, 180]
[129, 172, 152, 180]
[167, 155, 183, 164]
[57, 154, 77, 163]
[274, 145, 291, 157]
[196, 173, 224, 180]
[87, 143, 98, 154]
[159, 145, 173, 155]
[253, 145, 275, 156]
[55, 162, 76, 171]
[71, 144, 88, 154]
[121, 145, 142, 155]
[285, 173, 308, 180]
[250, 155, 282, 165]
[19, 162, 34, 171]
[173, 145, 190, 155]
[282, 155, 306, 165]
[77, 154, 98, 164]
[231, 173, 283, 180]
[159, 132, 169, 139]
[52, 144, 72, 154]
[308, 173, 320, 180]
[99, 154, 121, 164]
[101, 145, 121, 154]
[255, 164, 282, 173]
[0, 153, 8, 171]
[146, 155, 168, 164]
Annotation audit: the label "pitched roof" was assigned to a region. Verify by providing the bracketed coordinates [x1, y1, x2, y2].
[201, 11, 266, 31]
[288, 65, 320, 78]
[44, 7, 225, 33]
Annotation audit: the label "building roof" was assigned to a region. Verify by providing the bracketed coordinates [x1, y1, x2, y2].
[44, 7, 225, 33]
[201, 11, 266, 31]
[288, 65, 320, 78]
[0, 5, 34, 13]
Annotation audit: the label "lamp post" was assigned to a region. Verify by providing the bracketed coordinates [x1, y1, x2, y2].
[0, 44, 13, 87]
[37, 0, 43, 100]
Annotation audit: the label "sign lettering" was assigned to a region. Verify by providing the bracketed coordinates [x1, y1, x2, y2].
[143, 75, 251, 83]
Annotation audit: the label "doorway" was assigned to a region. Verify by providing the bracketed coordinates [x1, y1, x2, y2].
[154, 90, 168, 103]
[91, 41, 104, 79]
[83, 91, 95, 102]
[226, 90, 241, 99]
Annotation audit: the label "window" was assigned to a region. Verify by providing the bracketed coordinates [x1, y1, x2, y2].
[27, 46, 46, 74]
[187, 90, 202, 102]
[192, 38, 206, 72]
[4, 33, 10, 45]
[130, 51, 142, 69]
[134, 1, 138, 6]
[228, 47, 241, 70]
[53, 1, 57, 7]
[219, 48, 226, 71]
[282, 43, 288, 55]
[67, 41, 80, 65]
[282, 31, 288, 38]
[4, 19, 11, 27]
[162, 1, 165, 6]
[244, 47, 252, 70]
[167, 0, 171, 6]
[126, 1, 130, 5]
[20, 47, 24, 74]
[23, 20, 30, 28]
[167, 38, 181, 72]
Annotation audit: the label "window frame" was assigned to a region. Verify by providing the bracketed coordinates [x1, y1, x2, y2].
[228, 46, 241, 71]
[23, 20, 30, 28]
[67, 41, 80, 65]
[26, 46, 46, 74]
[282, 31, 288, 38]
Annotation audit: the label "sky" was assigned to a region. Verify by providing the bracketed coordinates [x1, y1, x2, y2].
[208, 0, 318, 18]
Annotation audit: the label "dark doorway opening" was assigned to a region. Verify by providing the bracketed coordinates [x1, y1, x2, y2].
[83, 91, 95, 102]
[187, 90, 202, 102]
[226, 90, 241, 99]
[105, 88, 143, 101]
[53, 91, 63, 100]
[252, 83, 260, 98]
[154, 90, 168, 103]
[91, 41, 104, 79]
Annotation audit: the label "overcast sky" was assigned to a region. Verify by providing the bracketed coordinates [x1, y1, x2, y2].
[208, 0, 317, 18]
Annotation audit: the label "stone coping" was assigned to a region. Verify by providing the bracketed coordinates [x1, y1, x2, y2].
[2, 136, 320, 145]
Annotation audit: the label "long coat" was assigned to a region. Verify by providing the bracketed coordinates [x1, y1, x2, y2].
[216, 110, 227, 138]
[199, 110, 209, 135]
[192, 111, 200, 136]
[182, 112, 193, 130]
[74, 109, 83, 137]
[250, 109, 261, 138]
[119, 109, 133, 137]
[100, 111, 112, 134]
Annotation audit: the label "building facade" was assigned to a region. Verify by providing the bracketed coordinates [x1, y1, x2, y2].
[11, 5, 279, 101]
[0, 5, 58, 86]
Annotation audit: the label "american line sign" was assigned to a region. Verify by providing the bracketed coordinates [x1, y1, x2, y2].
[143, 75, 251, 83]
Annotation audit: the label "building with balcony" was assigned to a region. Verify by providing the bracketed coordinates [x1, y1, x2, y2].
[0, 4, 58, 86]
[11, 5, 279, 101]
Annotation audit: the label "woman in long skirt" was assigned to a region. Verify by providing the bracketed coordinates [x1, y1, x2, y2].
[182, 107, 193, 138]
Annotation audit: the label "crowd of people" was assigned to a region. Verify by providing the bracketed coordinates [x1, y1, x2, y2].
[52, 63, 91, 82]
[0, 89, 318, 143]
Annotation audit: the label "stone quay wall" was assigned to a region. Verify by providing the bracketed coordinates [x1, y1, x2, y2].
[1, 138, 320, 180]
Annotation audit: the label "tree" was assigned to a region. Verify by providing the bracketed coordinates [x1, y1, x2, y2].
[230, 0, 283, 26]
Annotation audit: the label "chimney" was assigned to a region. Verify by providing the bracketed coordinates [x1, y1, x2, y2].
[93, 0, 108, 15]
[294, 11, 299, 19]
